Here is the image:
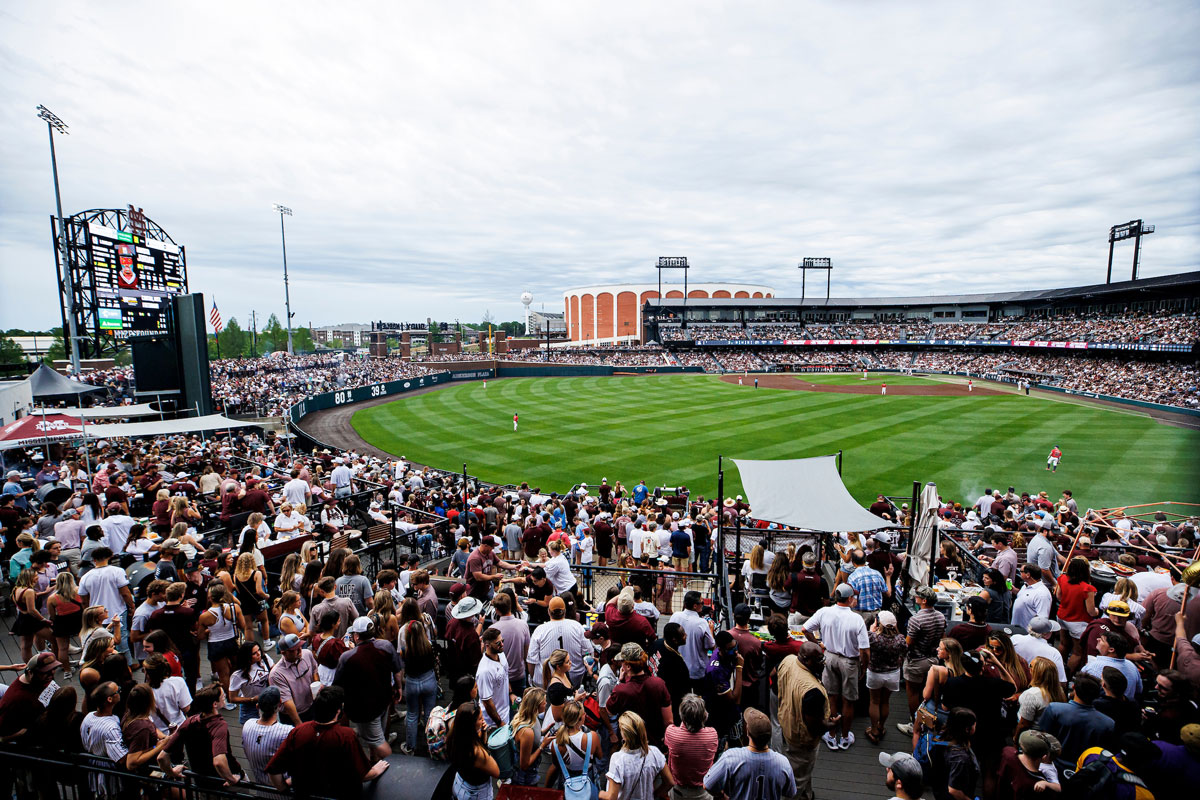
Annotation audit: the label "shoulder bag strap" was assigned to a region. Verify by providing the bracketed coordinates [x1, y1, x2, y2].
[554, 737, 570, 776]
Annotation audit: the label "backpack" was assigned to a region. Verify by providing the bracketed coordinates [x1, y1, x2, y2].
[426, 706, 455, 760]
[1061, 750, 1151, 800]
[912, 729, 950, 775]
[553, 732, 597, 800]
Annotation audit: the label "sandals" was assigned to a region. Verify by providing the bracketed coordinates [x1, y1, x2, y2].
[864, 726, 882, 744]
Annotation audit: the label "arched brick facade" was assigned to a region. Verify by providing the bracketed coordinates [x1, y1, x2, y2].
[569, 295, 580, 340]
[665, 290, 684, 298]
[581, 294, 595, 342]
[752, 292, 763, 299]
[688, 290, 708, 298]
[596, 292, 615, 341]
[713, 290, 731, 298]
[617, 291, 637, 341]
[734, 291, 750, 298]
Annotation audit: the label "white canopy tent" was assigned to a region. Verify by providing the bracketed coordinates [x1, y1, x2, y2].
[45, 403, 161, 419]
[82, 414, 260, 439]
[730, 455, 899, 533]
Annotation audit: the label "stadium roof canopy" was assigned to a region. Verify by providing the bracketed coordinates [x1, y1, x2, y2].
[731, 455, 897, 532]
[27, 364, 106, 399]
[649, 270, 1200, 309]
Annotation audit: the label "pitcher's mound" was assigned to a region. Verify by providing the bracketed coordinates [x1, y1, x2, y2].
[720, 374, 1005, 396]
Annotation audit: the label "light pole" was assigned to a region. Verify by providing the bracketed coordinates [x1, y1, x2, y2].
[273, 204, 295, 354]
[38, 105, 81, 375]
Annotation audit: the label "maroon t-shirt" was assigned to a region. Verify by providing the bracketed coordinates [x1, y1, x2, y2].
[266, 721, 369, 798]
[606, 673, 672, 746]
[104, 485, 128, 505]
[464, 548, 495, 599]
[0, 677, 47, 738]
[240, 489, 270, 515]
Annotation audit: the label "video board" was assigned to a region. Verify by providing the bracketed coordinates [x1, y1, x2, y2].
[87, 221, 187, 337]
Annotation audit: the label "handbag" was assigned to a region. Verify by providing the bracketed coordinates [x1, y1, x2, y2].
[554, 732, 596, 800]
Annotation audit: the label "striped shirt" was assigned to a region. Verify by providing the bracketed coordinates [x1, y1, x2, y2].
[241, 718, 294, 784]
[905, 608, 946, 661]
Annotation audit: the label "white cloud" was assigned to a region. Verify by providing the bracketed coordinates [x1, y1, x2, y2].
[1, 1, 1198, 332]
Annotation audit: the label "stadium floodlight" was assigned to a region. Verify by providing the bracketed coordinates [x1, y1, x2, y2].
[798, 257, 833, 305]
[656, 257, 690, 328]
[38, 105, 81, 375]
[1106, 219, 1154, 283]
[273, 204, 295, 354]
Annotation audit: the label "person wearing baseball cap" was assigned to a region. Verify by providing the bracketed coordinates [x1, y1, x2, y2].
[878, 751, 925, 799]
[606, 642, 673, 747]
[703, 707, 796, 799]
[268, 633, 319, 726]
[527, 595, 591, 688]
[897, 584, 945, 737]
[0, 652, 63, 738]
[1082, 598, 1141, 660]
[333, 616, 402, 760]
[1011, 617, 1067, 684]
[464, 534, 520, 602]
[801, 582, 869, 750]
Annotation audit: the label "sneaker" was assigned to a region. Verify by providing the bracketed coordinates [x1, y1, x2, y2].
[223, 702, 237, 711]
[387, 731, 399, 745]
[896, 722, 914, 735]
[263, 639, 277, 651]
[839, 732, 855, 750]
[822, 731, 840, 751]
[398, 743, 414, 756]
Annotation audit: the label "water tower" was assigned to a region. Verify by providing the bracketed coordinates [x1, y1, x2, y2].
[521, 291, 534, 335]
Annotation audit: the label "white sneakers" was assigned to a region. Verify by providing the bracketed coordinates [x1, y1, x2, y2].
[822, 730, 856, 750]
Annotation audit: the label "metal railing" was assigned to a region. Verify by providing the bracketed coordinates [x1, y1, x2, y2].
[572, 563, 724, 620]
[0, 746, 336, 800]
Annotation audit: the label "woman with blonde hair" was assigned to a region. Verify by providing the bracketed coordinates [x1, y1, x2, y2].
[1015, 656, 1067, 734]
[370, 590, 399, 643]
[274, 590, 308, 639]
[47, 572, 83, 677]
[766, 551, 795, 616]
[922, 638, 966, 708]
[168, 495, 201, 529]
[80, 604, 116, 657]
[151, 488, 172, 534]
[1100, 576, 1146, 625]
[398, 618, 438, 756]
[600, 711, 673, 800]
[984, 629, 1031, 693]
[545, 699, 602, 792]
[278, 552, 303, 594]
[511, 687, 551, 786]
[168, 521, 202, 560]
[234, 551, 271, 647]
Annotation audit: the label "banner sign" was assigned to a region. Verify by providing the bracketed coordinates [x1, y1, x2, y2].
[689, 338, 1193, 352]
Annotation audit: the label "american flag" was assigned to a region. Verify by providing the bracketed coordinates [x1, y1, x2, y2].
[210, 300, 223, 333]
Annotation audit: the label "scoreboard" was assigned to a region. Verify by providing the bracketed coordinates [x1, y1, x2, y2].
[87, 221, 187, 337]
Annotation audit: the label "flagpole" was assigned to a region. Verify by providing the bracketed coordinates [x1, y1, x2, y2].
[212, 298, 222, 359]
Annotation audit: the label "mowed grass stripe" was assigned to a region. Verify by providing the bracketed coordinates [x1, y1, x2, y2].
[350, 375, 1200, 507]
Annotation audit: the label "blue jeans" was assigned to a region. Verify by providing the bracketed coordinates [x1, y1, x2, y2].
[416, 533, 433, 557]
[405, 670, 438, 749]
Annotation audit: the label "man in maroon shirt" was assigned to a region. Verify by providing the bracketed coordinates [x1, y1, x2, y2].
[267, 685, 388, 795]
[445, 596, 484, 681]
[239, 479, 274, 516]
[728, 604, 766, 710]
[605, 591, 657, 649]
[157, 684, 242, 786]
[0, 653, 61, 742]
[104, 475, 130, 513]
[606, 642, 673, 748]
[332, 617, 403, 760]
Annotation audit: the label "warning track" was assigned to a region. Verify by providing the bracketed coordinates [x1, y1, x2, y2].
[719, 373, 1006, 396]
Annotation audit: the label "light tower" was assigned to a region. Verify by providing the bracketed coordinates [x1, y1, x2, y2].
[521, 291, 534, 335]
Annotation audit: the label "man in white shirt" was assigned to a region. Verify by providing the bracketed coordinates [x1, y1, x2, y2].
[331, 459, 353, 498]
[1011, 564, 1053, 630]
[130, 580, 167, 664]
[629, 522, 646, 559]
[527, 596, 590, 687]
[1025, 529, 1062, 580]
[1011, 617, 1067, 683]
[476, 628, 511, 727]
[669, 591, 716, 689]
[282, 471, 310, 506]
[541, 540, 578, 596]
[801, 584, 870, 749]
[99, 506, 137, 553]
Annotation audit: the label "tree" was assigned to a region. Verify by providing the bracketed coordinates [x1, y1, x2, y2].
[328, 338, 343, 349]
[426, 320, 442, 345]
[43, 327, 66, 365]
[114, 347, 132, 366]
[261, 314, 287, 352]
[217, 318, 249, 359]
[292, 326, 314, 353]
[0, 334, 27, 365]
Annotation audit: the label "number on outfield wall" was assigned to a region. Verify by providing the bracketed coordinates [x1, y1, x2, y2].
[370, 384, 385, 397]
[334, 391, 347, 404]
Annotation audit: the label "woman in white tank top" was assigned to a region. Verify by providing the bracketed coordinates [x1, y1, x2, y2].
[198, 584, 244, 710]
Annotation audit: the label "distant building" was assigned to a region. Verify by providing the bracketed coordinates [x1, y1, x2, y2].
[311, 323, 371, 347]
[526, 310, 565, 337]
[563, 283, 775, 345]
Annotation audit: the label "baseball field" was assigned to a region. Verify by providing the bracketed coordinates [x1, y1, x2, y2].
[349, 373, 1200, 510]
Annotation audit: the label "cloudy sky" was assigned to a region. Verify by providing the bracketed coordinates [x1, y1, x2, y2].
[2, 1, 1198, 332]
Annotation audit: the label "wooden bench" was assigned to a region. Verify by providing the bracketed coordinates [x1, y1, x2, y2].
[365, 523, 392, 546]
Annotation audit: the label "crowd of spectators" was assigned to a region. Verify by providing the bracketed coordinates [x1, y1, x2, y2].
[210, 355, 435, 416]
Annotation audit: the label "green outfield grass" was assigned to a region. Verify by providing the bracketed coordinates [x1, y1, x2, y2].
[799, 374, 944, 386]
[350, 374, 1200, 510]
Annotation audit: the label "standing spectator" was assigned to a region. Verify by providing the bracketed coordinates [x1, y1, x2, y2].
[490, 593, 530, 696]
[241, 687, 294, 785]
[703, 708, 795, 800]
[146, 582, 201, 692]
[1011, 565, 1052, 630]
[397, 617, 438, 755]
[269, 633, 320, 726]
[1015, 657, 1067, 734]
[310, 576, 359, 639]
[865, 610, 906, 744]
[984, 534, 1019, 582]
[155, 684, 243, 786]
[79, 681, 130, 796]
[899, 585, 945, 734]
[335, 554, 375, 616]
[266, 685, 390, 795]
[939, 650, 1017, 799]
[607, 589, 657, 650]
[846, 549, 888, 620]
[790, 551, 829, 623]
[77, 547, 135, 658]
[1035, 672, 1114, 771]
[1011, 617, 1067, 685]
[801, 584, 869, 749]
[1078, 631, 1142, 701]
[669, 591, 716, 694]
[776, 643, 839, 800]
[655, 623, 692, 722]
[476, 627, 512, 729]
[527, 596, 590, 687]
[0, 654, 62, 742]
[601, 711, 673, 800]
[443, 701, 499, 800]
[447, 595, 485, 682]
[703, 631, 745, 745]
[995, 730, 1063, 800]
[333, 617, 402, 761]
[605, 643, 673, 749]
[1092, 667, 1141, 734]
[664, 693, 718, 800]
[1055, 556, 1098, 673]
[727, 603, 765, 711]
[948, 596, 992, 651]
[930, 707, 980, 800]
